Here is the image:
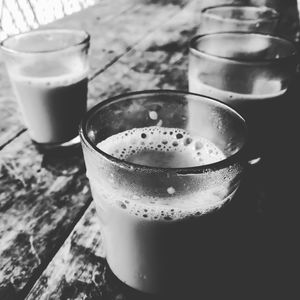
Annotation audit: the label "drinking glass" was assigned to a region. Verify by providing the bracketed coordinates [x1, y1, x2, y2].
[199, 4, 279, 34]
[189, 32, 298, 159]
[198, 0, 281, 12]
[80, 90, 249, 296]
[0, 29, 90, 150]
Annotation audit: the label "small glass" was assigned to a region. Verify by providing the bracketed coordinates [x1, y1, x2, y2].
[197, 0, 281, 12]
[80, 90, 249, 296]
[0, 29, 90, 150]
[189, 32, 298, 158]
[199, 4, 279, 34]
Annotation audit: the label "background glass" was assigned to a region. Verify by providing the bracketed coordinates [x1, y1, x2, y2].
[80, 90, 249, 296]
[198, 0, 282, 11]
[0, 29, 90, 150]
[199, 5, 279, 34]
[189, 32, 298, 158]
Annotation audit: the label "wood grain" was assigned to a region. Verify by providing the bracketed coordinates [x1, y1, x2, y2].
[87, 0, 198, 103]
[0, 0, 136, 148]
[25, 1, 300, 299]
[0, 0, 191, 299]
[1, 0, 299, 299]
[25, 203, 157, 300]
[24, 2, 212, 299]
[0, 0, 188, 148]
[0, 132, 91, 299]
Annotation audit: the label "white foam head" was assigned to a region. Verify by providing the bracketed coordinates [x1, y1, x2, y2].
[98, 126, 225, 168]
[94, 126, 234, 220]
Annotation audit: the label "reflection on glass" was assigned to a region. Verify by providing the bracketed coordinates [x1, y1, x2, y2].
[199, 5, 279, 34]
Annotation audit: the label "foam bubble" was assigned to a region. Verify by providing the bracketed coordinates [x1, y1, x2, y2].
[94, 127, 234, 221]
[91, 179, 237, 221]
[98, 126, 225, 168]
[149, 111, 158, 120]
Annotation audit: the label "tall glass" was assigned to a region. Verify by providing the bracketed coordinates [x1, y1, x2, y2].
[0, 29, 90, 150]
[199, 5, 279, 34]
[80, 90, 249, 296]
[189, 32, 298, 158]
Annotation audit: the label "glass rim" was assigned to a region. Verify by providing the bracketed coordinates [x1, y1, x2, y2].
[79, 90, 248, 175]
[0, 28, 90, 55]
[189, 32, 298, 64]
[201, 4, 280, 22]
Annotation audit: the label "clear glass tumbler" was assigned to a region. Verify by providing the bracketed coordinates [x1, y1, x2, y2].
[199, 5, 279, 34]
[198, 0, 281, 12]
[189, 32, 298, 158]
[0, 29, 90, 150]
[80, 90, 249, 296]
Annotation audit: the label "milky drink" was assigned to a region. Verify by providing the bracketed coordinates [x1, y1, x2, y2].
[10, 62, 88, 144]
[188, 32, 297, 158]
[90, 126, 242, 294]
[188, 73, 286, 105]
[188, 71, 287, 156]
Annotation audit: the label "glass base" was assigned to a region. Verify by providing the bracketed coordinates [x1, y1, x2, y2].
[33, 135, 81, 154]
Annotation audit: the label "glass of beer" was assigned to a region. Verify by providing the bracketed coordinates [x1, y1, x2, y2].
[189, 32, 298, 159]
[80, 90, 249, 297]
[0, 29, 90, 150]
[199, 4, 279, 34]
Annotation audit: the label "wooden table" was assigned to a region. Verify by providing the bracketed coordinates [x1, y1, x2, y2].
[0, 0, 299, 299]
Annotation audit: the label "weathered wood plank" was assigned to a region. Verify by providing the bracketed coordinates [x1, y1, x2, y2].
[87, 2, 197, 104]
[25, 203, 157, 300]
[0, 0, 137, 148]
[25, 1, 300, 299]
[0, 1, 192, 299]
[3, 1, 199, 297]
[0, 0, 188, 148]
[1, 1, 299, 299]
[0, 132, 92, 299]
[23, 2, 207, 299]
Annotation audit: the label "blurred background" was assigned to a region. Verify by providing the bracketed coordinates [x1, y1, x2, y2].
[1, 0, 300, 43]
[0, 0, 100, 42]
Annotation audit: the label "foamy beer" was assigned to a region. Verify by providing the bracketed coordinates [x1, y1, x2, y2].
[0, 29, 90, 149]
[80, 91, 249, 296]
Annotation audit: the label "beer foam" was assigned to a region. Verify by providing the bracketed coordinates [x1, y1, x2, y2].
[93, 127, 235, 221]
